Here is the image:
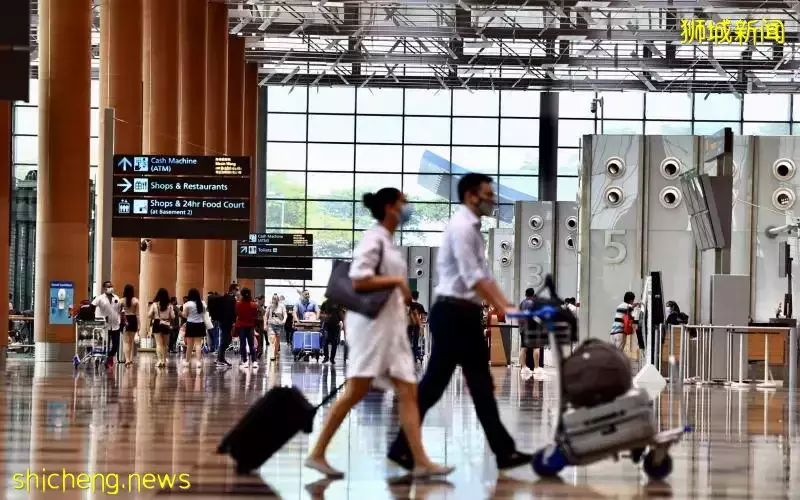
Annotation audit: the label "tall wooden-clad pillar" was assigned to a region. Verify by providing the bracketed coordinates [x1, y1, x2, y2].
[225, 36, 246, 288]
[33, 0, 92, 361]
[203, 1, 228, 295]
[0, 102, 10, 360]
[175, 0, 207, 298]
[100, 0, 143, 298]
[140, 0, 179, 320]
[238, 62, 259, 292]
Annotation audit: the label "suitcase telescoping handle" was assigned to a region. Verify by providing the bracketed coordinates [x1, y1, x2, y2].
[316, 382, 347, 409]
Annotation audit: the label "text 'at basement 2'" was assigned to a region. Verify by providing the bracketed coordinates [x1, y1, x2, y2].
[111, 155, 251, 240]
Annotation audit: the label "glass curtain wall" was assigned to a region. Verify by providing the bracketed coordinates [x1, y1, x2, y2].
[10, 80, 101, 310]
[10, 82, 799, 304]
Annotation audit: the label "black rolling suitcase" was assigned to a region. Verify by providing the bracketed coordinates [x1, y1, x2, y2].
[218, 383, 344, 474]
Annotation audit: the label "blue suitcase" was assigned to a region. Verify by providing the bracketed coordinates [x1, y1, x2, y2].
[292, 331, 321, 361]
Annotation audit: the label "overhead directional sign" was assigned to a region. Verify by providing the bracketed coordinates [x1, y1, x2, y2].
[112, 155, 251, 239]
[236, 233, 313, 281]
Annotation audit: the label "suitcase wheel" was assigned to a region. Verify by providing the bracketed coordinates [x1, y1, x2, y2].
[531, 446, 566, 478]
[642, 451, 672, 480]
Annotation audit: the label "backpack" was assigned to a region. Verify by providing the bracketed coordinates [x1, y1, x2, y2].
[622, 312, 635, 335]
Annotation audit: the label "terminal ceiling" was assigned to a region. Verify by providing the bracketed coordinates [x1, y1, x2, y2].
[24, 1, 800, 94]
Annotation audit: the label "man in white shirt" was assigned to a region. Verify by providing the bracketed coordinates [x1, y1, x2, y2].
[388, 173, 532, 471]
[93, 280, 123, 368]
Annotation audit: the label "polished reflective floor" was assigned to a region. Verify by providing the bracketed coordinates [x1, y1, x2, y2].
[2, 350, 800, 499]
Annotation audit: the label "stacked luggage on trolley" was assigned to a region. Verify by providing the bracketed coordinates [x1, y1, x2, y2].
[511, 275, 689, 480]
[73, 318, 110, 369]
[292, 319, 322, 362]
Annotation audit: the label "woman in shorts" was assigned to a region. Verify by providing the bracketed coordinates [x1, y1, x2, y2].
[181, 288, 208, 369]
[148, 288, 175, 368]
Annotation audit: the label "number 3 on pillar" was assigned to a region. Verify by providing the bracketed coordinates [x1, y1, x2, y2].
[604, 230, 627, 264]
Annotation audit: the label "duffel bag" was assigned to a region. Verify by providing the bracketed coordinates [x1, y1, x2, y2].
[563, 338, 632, 408]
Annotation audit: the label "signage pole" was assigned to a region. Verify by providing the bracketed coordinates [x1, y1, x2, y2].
[95, 108, 115, 296]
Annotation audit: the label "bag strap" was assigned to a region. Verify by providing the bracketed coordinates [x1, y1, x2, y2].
[374, 238, 384, 276]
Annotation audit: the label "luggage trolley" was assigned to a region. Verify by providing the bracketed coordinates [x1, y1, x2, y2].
[508, 275, 690, 481]
[73, 319, 110, 369]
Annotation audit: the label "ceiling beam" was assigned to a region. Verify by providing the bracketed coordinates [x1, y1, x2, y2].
[246, 49, 800, 71]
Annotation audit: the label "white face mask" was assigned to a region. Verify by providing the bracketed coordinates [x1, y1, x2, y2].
[666, 307, 673, 315]
[105, 287, 114, 295]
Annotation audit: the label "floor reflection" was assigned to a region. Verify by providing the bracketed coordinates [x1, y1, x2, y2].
[2, 354, 799, 499]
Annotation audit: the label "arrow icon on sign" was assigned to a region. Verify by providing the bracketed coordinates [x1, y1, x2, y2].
[118, 157, 132, 171]
[117, 178, 132, 193]
[239, 245, 248, 254]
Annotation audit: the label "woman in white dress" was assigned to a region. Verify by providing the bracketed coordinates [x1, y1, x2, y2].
[305, 188, 453, 479]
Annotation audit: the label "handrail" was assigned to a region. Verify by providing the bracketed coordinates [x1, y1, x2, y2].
[681, 324, 791, 332]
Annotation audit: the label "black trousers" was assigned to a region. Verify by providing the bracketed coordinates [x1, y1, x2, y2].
[324, 328, 341, 361]
[408, 325, 420, 358]
[217, 321, 233, 362]
[389, 300, 516, 460]
[107, 329, 121, 363]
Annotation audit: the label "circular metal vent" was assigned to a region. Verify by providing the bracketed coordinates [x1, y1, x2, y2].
[604, 186, 624, 208]
[773, 188, 796, 211]
[659, 186, 682, 209]
[605, 157, 625, 179]
[773, 159, 796, 181]
[659, 157, 683, 180]
[565, 216, 578, 232]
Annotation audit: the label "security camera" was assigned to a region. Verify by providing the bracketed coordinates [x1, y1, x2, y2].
[529, 215, 543, 230]
[566, 237, 575, 249]
[500, 241, 511, 251]
[590, 100, 597, 114]
[528, 234, 542, 249]
[140, 239, 151, 252]
[415, 256, 424, 265]
[500, 255, 511, 266]
[415, 268, 425, 278]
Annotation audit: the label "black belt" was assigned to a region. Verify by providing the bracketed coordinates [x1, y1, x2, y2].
[436, 296, 482, 310]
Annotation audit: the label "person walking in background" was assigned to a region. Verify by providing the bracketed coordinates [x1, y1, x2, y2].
[215, 284, 238, 368]
[388, 173, 531, 472]
[611, 291, 639, 351]
[265, 295, 286, 362]
[121, 284, 139, 368]
[295, 289, 318, 321]
[320, 298, 344, 364]
[305, 188, 453, 479]
[93, 281, 123, 369]
[149, 288, 175, 368]
[236, 287, 259, 370]
[169, 297, 180, 353]
[255, 296, 266, 359]
[407, 291, 425, 362]
[182, 288, 208, 369]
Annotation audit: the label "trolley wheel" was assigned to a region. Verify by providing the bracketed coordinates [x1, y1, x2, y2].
[642, 450, 673, 480]
[531, 446, 566, 478]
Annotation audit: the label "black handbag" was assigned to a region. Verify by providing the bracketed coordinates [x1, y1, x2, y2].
[325, 240, 393, 319]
